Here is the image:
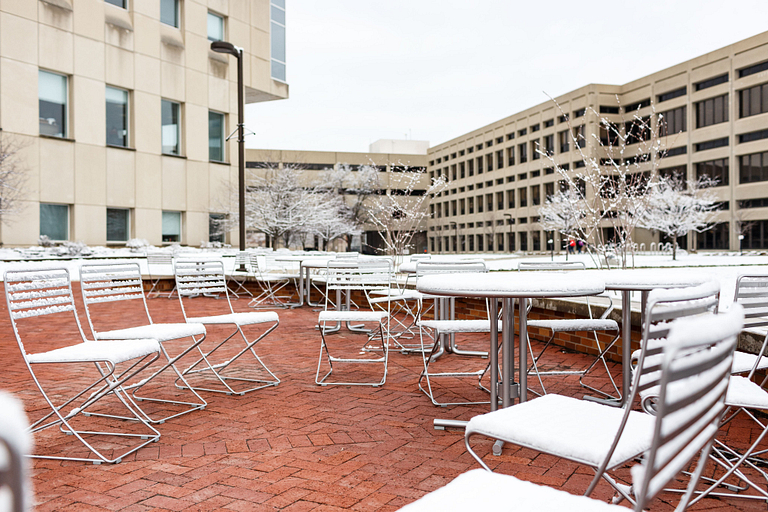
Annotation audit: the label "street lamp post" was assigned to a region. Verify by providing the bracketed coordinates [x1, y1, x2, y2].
[449, 221, 458, 253]
[210, 41, 246, 259]
[503, 213, 512, 253]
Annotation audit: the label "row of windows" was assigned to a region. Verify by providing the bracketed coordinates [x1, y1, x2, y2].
[431, 184, 558, 218]
[429, 230, 551, 253]
[107, 0, 223, 38]
[40, 204, 187, 243]
[39, 70, 227, 162]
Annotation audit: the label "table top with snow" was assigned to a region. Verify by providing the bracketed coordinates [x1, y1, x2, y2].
[416, 272, 606, 298]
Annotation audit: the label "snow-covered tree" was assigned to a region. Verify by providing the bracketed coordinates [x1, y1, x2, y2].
[538, 186, 587, 257]
[367, 170, 446, 261]
[0, 135, 29, 221]
[637, 175, 718, 260]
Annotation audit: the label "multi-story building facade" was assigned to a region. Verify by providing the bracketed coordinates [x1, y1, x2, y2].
[427, 31, 768, 254]
[245, 145, 429, 253]
[0, 0, 288, 247]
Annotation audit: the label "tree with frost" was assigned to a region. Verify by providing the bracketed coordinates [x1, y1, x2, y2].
[637, 175, 718, 260]
[367, 170, 447, 260]
[305, 190, 360, 251]
[0, 135, 28, 221]
[537, 97, 676, 268]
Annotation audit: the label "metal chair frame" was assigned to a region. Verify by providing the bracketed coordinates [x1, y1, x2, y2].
[518, 261, 621, 399]
[316, 260, 392, 387]
[79, 262, 207, 424]
[146, 252, 176, 299]
[4, 268, 162, 464]
[175, 259, 280, 395]
[226, 251, 254, 299]
[248, 253, 294, 309]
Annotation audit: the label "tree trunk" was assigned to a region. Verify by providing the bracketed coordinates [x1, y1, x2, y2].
[672, 234, 677, 260]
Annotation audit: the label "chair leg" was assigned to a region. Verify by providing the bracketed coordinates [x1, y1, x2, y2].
[179, 323, 281, 395]
[316, 321, 388, 387]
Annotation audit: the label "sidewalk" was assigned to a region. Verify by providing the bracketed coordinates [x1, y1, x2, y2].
[0, 285, 764, 511]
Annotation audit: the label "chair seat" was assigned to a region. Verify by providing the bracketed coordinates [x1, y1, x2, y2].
[731, 351, 768, 374]
[318, 311, 388, 322]
[398, 468, 625, 512]
[186, 312, 279, 326]
[95, 322, 206, 342]
[725, 376, 768, 409]
[28, 339, 160, 364]
[418, 319, 502, 333]
[369, 289, 423, 303]
[467, 394, 654, 468]
[528, 319, 618, 332]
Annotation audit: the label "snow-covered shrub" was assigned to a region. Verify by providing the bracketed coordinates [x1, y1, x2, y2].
[57, 241, 92, 257]
[126, 238, 151, 252]
[38, 235, 53, 247]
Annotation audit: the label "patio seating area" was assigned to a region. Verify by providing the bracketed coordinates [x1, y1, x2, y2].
[2, 272, 768, 511]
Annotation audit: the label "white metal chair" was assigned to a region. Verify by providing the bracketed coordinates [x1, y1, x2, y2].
[79, 262, 207, 424]
[518, 261, 621, 399]
[415, 261, 497, 406]
[4, 268, 161, 464]
[0, 392, 31, 512]
[399, 303, 740, 512]
[146, 252, 176, 298]
[226, 251, 254, 299]
[174, 259, 280, 395]
[316, 259, 392, 387]
[464, 281, 726, 506]
[248, 252, 294, 308]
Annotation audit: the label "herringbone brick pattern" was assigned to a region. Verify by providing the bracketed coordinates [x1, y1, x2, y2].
[0, 283, 764, 511]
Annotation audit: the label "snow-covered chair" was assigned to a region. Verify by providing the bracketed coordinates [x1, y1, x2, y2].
[146, 252, 176, 298]
[0, 392, 31, 512]
[4, 268, 161, 464]
[248, 252, 294, 308]
[226, 251, 254, 299]
[636, 279, 768, 504]
[174, 259, 280, 395]
[518, 261, 620, 399]
[79, 262, 207, 423]
[316, 260, 392, 387]
[400, 309, 739, 512]
[415, 261, 497, 407]
[464, 280, 729, 506]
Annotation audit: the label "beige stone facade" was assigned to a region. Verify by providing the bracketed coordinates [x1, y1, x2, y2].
[0, 0, 287, 247]
[428, 31, 768, 254]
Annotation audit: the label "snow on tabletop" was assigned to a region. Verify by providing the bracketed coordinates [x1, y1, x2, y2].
[417, 319, 502, 332]
[467, 395, 654, 467]
[27, 339, 160, 364]
[186, 312, 279, 325]
[397, 468, 625, 512]
[417, 272, 605, 298]
[96, 323, 206, 342]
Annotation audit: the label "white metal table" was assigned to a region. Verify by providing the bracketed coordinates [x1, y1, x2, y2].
[417, 271, 606, 449]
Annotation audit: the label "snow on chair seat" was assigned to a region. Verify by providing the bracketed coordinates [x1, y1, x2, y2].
[27, 339, 160, 364]
[186, 311, 279, 326]
[528, 318, 618, 332]
[94, 323, 205, 342]
[418, 319, 502, 333]
[399, 468, 625, 512]
[318, 310, 388, 323]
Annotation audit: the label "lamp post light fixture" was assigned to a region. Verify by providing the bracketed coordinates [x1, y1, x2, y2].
[449, 221, 458, 253]
[210, 41, 246, 261]
[503, 213, 513, 253]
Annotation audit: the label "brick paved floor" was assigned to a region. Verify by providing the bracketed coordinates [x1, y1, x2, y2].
[0, 284, 766, 511]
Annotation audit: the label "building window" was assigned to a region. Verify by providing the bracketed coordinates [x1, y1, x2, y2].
[161, 99, 181, 155]
[160, 0, 179, 28]
[695, 74, 728, 91]
[695, 94, 728, 128]
[496, 150, 504, 169]
[468, 197, 474, 214]
[39, 70, 67, 138]
[739, 129, 768, 144]
[476, 156, 483, 174]
[657, 87, 686, 103]
[518, 187, 527, 207]
[740, 61, 768, 79]
[207, 12, 224, 41]
[531, 185, 540, 206]
[507, 147, 515, 166]
[531, 140, 540, 160]
[270, 0, 286, 82]
[105, 0, 126, 8]
[695, 158, 728, 186]
[106, 86, 129, 147]
[624, 99, 650, 112]
[544, 119, 554, 128]
[573, 108, 586, 118]
[694, 137, 728, 152]
[625, 118, 649, 145]
[532, 231, 541, 251]
[486, 154, 493, 172]
[740, 151, 768, 183]
[209, 110, 225, 162]
[519, 232, 528, 251]
[660, 106, 686, 136]
[162, 211, 181, 242]
[558, 130, 570, 153]
[697, 222, 729, 250]
[507, 190, 515, 209]
[40, 203, 68, 241]
[573, 125, 585, 148]
[497, 192, 504, 210]
[743, 220, 768, 250]
[459, 162, 465, 178]
[477, 195, 483, 213]
[518, 128, 527, 136]
[107, 208, 130, 242]
[486, 194, 493, 212]
[518, 143, 527, 163]
[467, 159, 474, 176]
[599, 105, 620, 114]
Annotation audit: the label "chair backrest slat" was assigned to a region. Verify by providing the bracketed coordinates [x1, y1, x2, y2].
[79, 262, 153, 335]
[174, 259, 234, 319]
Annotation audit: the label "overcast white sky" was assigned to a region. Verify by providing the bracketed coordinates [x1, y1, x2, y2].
[244, 0, 768, 153]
